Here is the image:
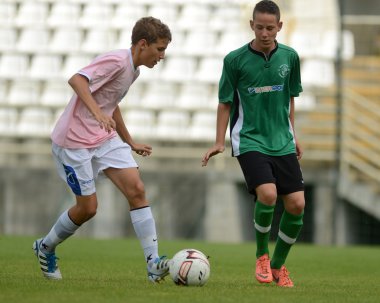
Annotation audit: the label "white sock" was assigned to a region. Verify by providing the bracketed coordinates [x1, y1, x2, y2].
[130, 206, 159, 263]
[41, 210, 80, 253]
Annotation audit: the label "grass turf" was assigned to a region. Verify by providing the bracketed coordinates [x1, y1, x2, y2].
[0, 236, 379, 303]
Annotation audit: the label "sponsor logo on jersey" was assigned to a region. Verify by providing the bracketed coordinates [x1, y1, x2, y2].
[248, 84, 284, 94]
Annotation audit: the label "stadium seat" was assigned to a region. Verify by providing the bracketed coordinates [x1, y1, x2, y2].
[0, 2, 17, 26]
[112, 3, 147, 29]
[82, 29, 117, 54]
[217, 31, 251, 56]
[176, 4, 211, 30]
[0, 28, 18, 51]
[62, 55, 94, 79]
[0, 108, 18, 135]
[8, 80, 40, 106]
[40, 81, 73, 107]
[29, 55, 63, 80]
[301, 59, 335, 87]
[80, 2, 113, 28]
[47, 2, 81, 27]
[50, 28, 83, 53]
[182, 30, 218, 56]
[137, 64, 164, 83]
[189, 111, 216, 141]
[17, 28, 50, 53]
[177, 83, 214, 110]
[147, 3, 178, 28]
[289, 30, 320, 59]
[17, 107, 53, 137]
[0, 80, 8, 104]
[15, 2, 49, 27]
[141, 82, 178, 110]
[296, 93, 317, 111]
[319, 30, 355, 60]
[167, 30, 186, 55]
[156, 110, 190, 140]
[117, 29, 132, 49]
[121, 83, 143, 108]
[124, 109, 156, 138]
[209, 5, 243, 31]
[0, 54, 29, 79]
[196, 57, 223, 83]
[161, 56, 197, 82]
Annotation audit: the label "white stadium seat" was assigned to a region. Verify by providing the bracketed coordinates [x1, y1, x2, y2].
[147, 3, 178, 28]
[141, 82, 178, 110]
[301, 59, 335, 87]
[8, 80, 40, 106]
[0, 28, 17, 51]
[17, 107, 52, 137]
[0, 108, 18, 135]
[62, 55, 93, 79]
[112, 3, 147, 29]
[182, 30, 218, 56]
[17, 28, 50, 53]
[196, 57, 223, 83]
[189, 111, 216, 141]
[0, 2, 17, 26]
[0, 54, 29, 78]
[209, 5, 243, 31]
[80, 3, 113, 28]
[50, 28, 83, 53]
[47, 2, 81, 27]
[161, 56, 197, 82]
[177, 83, 214, 110]
[29, 55, 63, 80]
[156, 110, 190, 140]
[40, 81, 73, 107]
[81, 29, 117, 54]
[15, 2, 49, 27]
[124, 109, 156, 138]
[176, 4, 211, 30]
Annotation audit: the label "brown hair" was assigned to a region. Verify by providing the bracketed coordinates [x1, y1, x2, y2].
[253, 0, 281, 21]
[131, 16, 172, 45]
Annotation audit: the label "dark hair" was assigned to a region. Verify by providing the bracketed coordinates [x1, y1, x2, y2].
[131, 16, 172, 45]
[253, 0, 281, 21]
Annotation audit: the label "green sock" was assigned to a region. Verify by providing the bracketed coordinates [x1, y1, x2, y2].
[271, 210, 304, 269]
[254, 201, 275, 258]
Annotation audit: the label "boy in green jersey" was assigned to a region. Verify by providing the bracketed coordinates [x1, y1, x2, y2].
[202, 0, 304, 287]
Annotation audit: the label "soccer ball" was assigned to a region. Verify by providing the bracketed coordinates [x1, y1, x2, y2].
[169, 248, 210, 286]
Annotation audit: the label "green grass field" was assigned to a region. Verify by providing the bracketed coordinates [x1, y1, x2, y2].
[0, 236, 379, 303]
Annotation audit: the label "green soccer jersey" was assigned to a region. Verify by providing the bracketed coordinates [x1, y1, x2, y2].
[219, 42, 303, 157]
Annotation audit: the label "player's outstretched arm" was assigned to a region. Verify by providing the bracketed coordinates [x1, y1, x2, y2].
[202, 103, 231, 167]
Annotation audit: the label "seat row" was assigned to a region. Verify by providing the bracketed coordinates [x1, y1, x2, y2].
[0, 27, 250, 57]
[0, 107, 217, 141]
[0, 80, 218, 110]
[0, 1, 245, 31]
[0, 53, 224, 83]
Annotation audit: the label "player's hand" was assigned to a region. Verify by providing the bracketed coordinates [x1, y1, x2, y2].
[296, 140, 303, 160]
[132, 143, 152, 157]
[202, 144, 225, 167]
[96, 112, 116, 133]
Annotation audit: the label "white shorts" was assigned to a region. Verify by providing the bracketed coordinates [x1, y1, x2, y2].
[52, 137, 138, 196]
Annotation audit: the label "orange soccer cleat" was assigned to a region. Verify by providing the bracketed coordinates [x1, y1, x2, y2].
[255, 254, 273, 283]
[272, 265, 294, 287]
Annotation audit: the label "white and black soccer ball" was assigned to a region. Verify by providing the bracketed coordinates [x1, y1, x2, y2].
[169, 248, 210, 286]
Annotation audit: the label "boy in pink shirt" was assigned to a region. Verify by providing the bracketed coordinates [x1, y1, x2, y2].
[33, 17, 172, 283]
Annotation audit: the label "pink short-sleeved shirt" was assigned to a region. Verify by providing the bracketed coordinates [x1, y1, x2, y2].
[51, 49, 139, 148]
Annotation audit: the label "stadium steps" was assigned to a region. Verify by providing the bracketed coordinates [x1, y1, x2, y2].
[296, 94, 337, 162]
[337, 56, 380, 218]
